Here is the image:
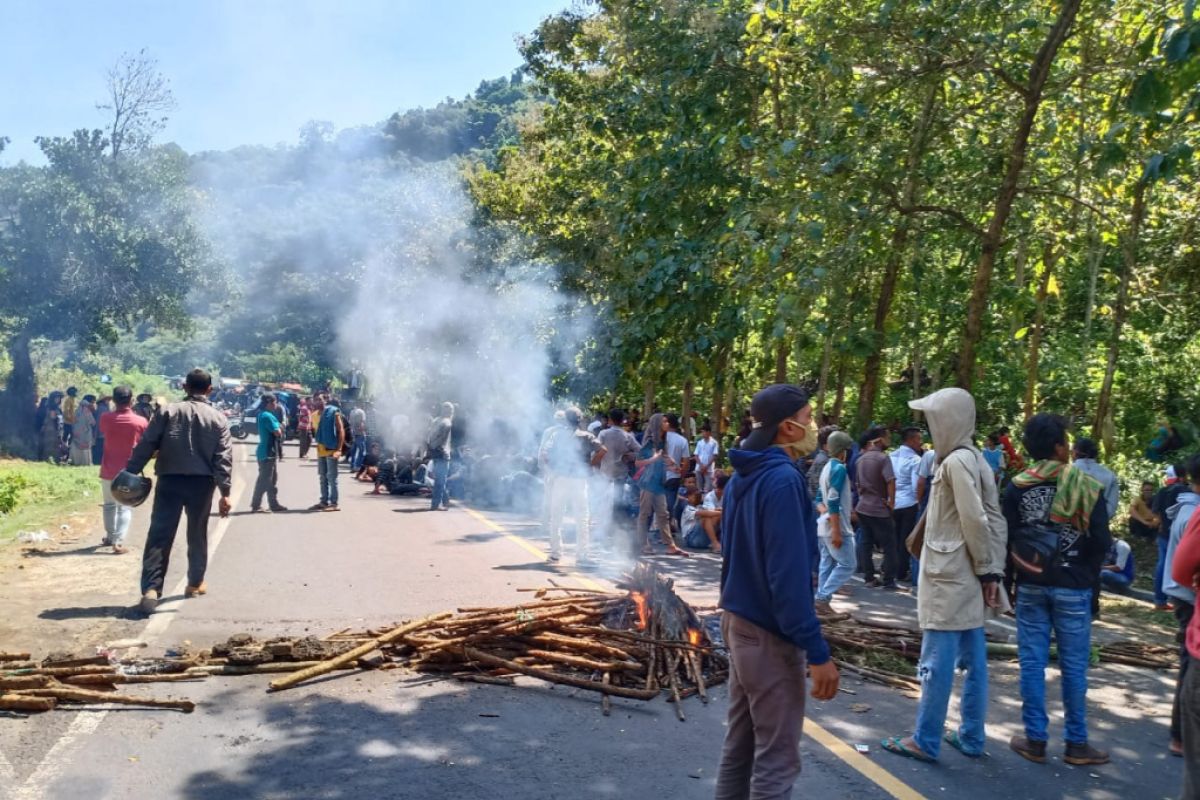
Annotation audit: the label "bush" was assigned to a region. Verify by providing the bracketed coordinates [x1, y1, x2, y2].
[0, 472, 28, 514]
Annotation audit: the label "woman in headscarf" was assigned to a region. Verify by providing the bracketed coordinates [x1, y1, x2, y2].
[69, 396, 97, 466]
[634, 412, 688, 556]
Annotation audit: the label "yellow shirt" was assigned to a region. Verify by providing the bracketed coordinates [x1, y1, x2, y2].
[61, 396, 78, 424]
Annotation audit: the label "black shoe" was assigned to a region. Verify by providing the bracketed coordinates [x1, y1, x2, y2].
[880, 582, 900, 591]
[865, 579, 882, 588]
[1010, 735, 1047, 764]
[1064, 742, 1109, 765]
[269, 505, 288, 512]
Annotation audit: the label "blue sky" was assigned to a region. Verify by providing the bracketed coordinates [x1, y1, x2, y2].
[0, 0, 571, 164]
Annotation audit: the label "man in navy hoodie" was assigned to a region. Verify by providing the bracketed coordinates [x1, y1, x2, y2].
[716, 384, 839, 800]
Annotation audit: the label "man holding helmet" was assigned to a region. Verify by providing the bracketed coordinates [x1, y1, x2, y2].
[124, 369, 233, 614]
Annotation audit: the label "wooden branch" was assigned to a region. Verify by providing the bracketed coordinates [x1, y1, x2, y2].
[18, 686, 195, 713]
[63, 673, 206, 686]
[0, 676, 51, 690]
[269, 612, 452, 691]
[462, 647, 660, 700]
[0, 652, 32, 662]
[0, 694, 56, 712]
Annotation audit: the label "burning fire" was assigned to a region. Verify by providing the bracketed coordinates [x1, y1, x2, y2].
[687, 628, 701, 647]
[631, 591, 649, 630]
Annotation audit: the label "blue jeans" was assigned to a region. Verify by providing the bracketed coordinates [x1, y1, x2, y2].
[1100, 571, 1131, 589]
[816, 533, 857, 602]
[1016, 584, 1093, 744]
[350, 437, 367, 470]
[430, 458, 450, 509]
[1155, 536, 1170, 605]
[318, 455, 339, 506]
[913, 628, 988, 759]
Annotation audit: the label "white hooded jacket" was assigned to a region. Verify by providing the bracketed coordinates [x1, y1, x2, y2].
[909, 388, 1008, 631]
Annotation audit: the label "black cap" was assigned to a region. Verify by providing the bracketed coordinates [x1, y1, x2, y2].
[741, 384, 810, 451]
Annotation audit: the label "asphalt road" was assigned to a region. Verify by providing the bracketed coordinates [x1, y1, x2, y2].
[0, 439, 1187, 799]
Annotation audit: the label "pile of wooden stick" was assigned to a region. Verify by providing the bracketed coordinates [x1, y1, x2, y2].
[0, 653, 198, 714]
[269, 566, 728, 720]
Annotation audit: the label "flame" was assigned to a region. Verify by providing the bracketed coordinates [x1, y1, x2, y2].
[631, 591, 649, 630]
[687, 628, 701, 647]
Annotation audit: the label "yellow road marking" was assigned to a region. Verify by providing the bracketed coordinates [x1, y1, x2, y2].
[466, 504, 926, 800]
[460, 507, 611, 593]
[805, 723, 926, 800]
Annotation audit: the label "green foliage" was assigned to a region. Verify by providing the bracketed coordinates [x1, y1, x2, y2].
[0, 471, 28, 514]
[0, 460, 98, 543]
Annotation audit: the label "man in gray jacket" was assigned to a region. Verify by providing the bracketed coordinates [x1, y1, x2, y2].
[883, 388, 1007, 762]
[127, 369, 233, 614]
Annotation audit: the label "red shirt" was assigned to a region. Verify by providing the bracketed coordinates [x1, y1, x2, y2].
[1171, 509, 1200, 659]
[98, 408, 150, 480]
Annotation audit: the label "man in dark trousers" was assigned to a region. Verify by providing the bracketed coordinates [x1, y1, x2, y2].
[716, 384, 839, 799]
[127, 369, 233, 614]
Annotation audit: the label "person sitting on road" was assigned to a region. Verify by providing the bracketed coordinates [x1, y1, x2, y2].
[681, 490, 708, 550]
[693, 472, 728, 554]
[1099, 536, 1135, 591]
[357, 441, 383, 484]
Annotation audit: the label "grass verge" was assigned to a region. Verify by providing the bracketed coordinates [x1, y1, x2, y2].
[1099, 595, 1176, 632]
[0, 459, 100, 544]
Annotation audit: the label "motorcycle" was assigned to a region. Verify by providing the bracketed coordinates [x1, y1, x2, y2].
[225, 407, 248, 439]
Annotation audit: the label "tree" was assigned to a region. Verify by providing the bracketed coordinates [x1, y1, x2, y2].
[97, 49, 176, 161]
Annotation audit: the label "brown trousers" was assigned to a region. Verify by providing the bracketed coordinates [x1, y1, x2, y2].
[715, 612, 808, 800]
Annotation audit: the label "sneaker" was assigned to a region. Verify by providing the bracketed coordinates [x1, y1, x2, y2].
[269, 505, 288, 512]
[1009, 735, 1047, 764]
[251, 507, 269, 513]
[185, 581, 207, 598]
[880, 582, 900, 591]
[309, 502, 328, 511]
[139, 590, 159, 615]
[865, 579, 882, 588]
[1064, 742, 1109, 766]
[323, 504, 340, 512]
[547, 552, 562, 563]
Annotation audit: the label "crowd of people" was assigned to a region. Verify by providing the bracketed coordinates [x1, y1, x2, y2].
[49, 363, 1200, 797]
[32, 386, 158, 465]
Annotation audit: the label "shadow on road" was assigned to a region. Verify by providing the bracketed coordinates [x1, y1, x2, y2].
[38, 604, 140, 620]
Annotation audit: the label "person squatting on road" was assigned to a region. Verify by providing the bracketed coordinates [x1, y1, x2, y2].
[98, 386, 148, 554]
[881, 388, 1008, 763]
[251, 392, 287, 513]
[814, 430, 857, 616]
[427, 402, 455, 511]
[715, 384, 838, 800]
[540, 406, 606, 566]
[1005, 413, 1111, 766]
[126, 369, 233, 614]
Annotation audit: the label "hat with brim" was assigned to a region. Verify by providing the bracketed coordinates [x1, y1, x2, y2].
[741, 384, 810, 451]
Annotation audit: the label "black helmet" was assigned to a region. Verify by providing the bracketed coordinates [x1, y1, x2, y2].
[111, 470, 152, 507]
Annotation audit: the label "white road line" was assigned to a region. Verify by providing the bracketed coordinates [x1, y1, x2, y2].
[8, 451, 249, 800]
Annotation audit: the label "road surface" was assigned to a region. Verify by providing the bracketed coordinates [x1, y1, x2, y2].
[0, 439, 1184, 799]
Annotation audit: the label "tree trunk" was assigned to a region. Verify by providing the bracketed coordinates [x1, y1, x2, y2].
[712, 347, 729, 435]
[832, 353, 849, 423]
[956, 0, 1082, 388]
[816, 327, 833, 422]
[855, 82, 938, 432]
[642, 379, 655, 421]
[773, 337, 789, 384]
[1023, 240, 1060, 422]
[0, 333, 38, 457]
[682, 378, 694, 432]
[1093, 179, 1147, 446]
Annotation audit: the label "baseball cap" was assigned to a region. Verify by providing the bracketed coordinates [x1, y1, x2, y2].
[741, 384, 811, 452]
[827, 431, 854, 458]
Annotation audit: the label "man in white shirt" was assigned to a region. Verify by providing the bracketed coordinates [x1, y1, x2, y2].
[594, 409, 638, 551]
[695, 424, 720, 493]
[891, 427, 924, 583]
[664, 413, 691, 531]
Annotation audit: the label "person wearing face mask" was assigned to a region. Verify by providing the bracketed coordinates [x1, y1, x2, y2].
[856, 425, 899, 590]
[715, 384, 839, 800]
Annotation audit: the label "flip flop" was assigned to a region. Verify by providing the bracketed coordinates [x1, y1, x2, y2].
[881, 736, 935, 763]
[944, 730, 984, 758]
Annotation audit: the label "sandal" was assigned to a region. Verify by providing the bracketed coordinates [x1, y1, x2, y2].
[944, 730, 983, 758]
[881, 736, 935, 763]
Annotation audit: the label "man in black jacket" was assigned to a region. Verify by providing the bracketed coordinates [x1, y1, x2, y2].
[127, 369, 233, 614]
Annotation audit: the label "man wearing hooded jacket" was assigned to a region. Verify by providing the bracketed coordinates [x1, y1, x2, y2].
[881, 388, 1007, 763]
[715, 384, 839, 800]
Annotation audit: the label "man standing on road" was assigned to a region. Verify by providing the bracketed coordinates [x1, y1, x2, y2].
[1163, 455, 1200, 757]
[311, 395, 345, 512]
[695, 424, 720, 493]
[1071, 437, 1119, 520]
[663, 413, 691, 527]
[543, 406, 606, 566]
[427, 402, 455, 511]
[1005, 413, 1111, 766]
[1154, 464, 1190, 610]
[595, 408, 637, 549]
[296, 397, 313, 459]
[251, 393, 287, 513]
[856, 425, 899, 590]
[716, 384, 838, 799]
[1169, 489, 1200, 796]
[882, 388, 1007, 763]
[126, 369, 233, 614]
[349, 402, 369, 471]
[891, 426, 924, 583]
[814, 431, 857, 615]
[98, 386, 148, 555]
